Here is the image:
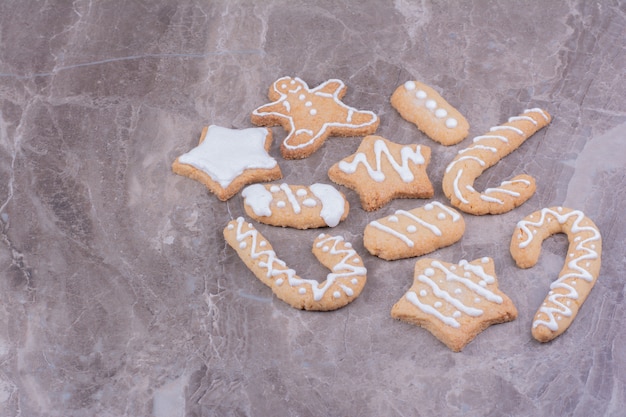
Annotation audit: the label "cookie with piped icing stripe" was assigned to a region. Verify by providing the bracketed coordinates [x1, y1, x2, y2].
[391, 257, 518, 352]
[251, 76, 379, 159]
[172, 125, 282, 201]
[510, 206, 602, 343]
[328, 135, 434, 211]
[442, 108, 551, 215]
[391, 81, 469, 146]
[224, 217, 367, 311]
[242, 183, 349, 229]
[364, 201, 465, 260]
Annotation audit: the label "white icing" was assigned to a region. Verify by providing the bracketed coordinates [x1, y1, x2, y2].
[508, 115, 537, 125]
[302, 198, 317, 207]
[490, 125, 524, 136]
[242, 184, 274, 217]
[446, 118, 458, 128]
[435, 108, 448, 118]
[473, 134, 509, 144]
[425, 99, 437, 110]
[309, 183, 346, 227]
[416, 90, 427, 99]
[178, 125, 277, 188]
[404, 81, 416, 90]
[452, 169, 469, 204]
[280, 183, 301, 214]
[338, 139, 426, 183]
[524, 108, 549, 122]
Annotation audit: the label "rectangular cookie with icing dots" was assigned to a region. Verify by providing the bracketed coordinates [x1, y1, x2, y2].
[242, 183, 349, 229]
[364, 201, 465, 260]
[391, 81, 469, 146]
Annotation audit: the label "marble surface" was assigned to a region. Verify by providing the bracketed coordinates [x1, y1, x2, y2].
[1, 1, 625, 416]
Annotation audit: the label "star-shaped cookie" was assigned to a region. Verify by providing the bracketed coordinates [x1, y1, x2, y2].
[172, 125, 282, 201]
[327, 135, 434, 211]
[251, 76, 379, 159]
[391, 257, 518, 352]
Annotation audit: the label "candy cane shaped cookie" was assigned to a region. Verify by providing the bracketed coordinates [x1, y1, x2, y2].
[224, 217, 367, 311]
[510, 207, 602, 342]
[442, 108, 551, 215]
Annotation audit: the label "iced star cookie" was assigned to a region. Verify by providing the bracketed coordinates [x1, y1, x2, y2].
[442, 108, 551, 215]
[242, 183, 349, 229]
[224, 217, 367, 311]
[510, 207, 602, 343]
[364, 201, 465, 260]
[172, 125, 282, 201]
[251, 76, 380, 159]
[327, 135, 434, 211]
[391, 80, 469, 145]
[391, 257, 518, 352]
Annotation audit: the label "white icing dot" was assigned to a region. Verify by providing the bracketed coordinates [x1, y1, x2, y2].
[407, 225, 417, 233]
[276, 201, 286, 208]
[435, 108, 448, 118]
[453, 311, 462, 318]
[305, 101, 312, 107]
[424, 203, 434, 211]
[388, 215, 399, 223]
[464, 272, 471, 278]
[481, 257, 489, 264]
[425, 99, 437, 110]
[446, 118, 458, 128]
[290, 80, 296, 84]
[302, 198, 317, 207]
[333, 291, 341, 299]
[352, 258, 360, 264]
[434, 301, 443, 308]
[351, 278, 358, 284]
[437, 213, 446, 220]
[345, 242, 352, 248]
[322, 246, 330, 252]
[275, 278, 284, 286]
[270, 185, 280, 193]
[239, 242, 247, 249]
[569, 253, 575, 257]
[298, 94, 305, 100]
[424, 268, 435, 277]
[416, 90, 427, 99]
[404, 81, 416, 90]
[296, 189, 307, 197]
[591, 244, 596, 249]
[420, 290, 427, 297]
[299, 288, 306, 294]
[474, 298, 481, 303]
[454, 288, 462, 295]
[479, 280, 487, 287]
[281, 83, 287, 89]
[557, 207, 563, 212]
[227, 224, 234, 230]
[572, 281, 577, 286]
[259, 241, 267, 247]
[310, 109, 317, 116]
[450, 265, 456, 271]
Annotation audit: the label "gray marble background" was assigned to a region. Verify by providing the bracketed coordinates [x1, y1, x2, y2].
[1, 1, 625, 416]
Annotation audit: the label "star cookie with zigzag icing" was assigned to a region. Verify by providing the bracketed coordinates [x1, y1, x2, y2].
[327, 135, 434, 211]
[172, 125, 282, 201]
[251, 76, 379, 159]
[391, 257, 517, 352]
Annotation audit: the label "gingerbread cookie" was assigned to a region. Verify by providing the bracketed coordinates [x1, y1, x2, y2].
[442, 108, 551, 215]
[391, 257, 518, 352]
[364, 201, 464, 260]
[172, 125, 282, 201]
[251, 76, 380, 159]
[510, 207, 602, 343]
[391, 80, 469, 146]
[328, 135, 434, 211]
[242, 183, 349, 229]
[224, 217, 367, 311]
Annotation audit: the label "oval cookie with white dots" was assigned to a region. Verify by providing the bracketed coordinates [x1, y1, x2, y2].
[242, 183, 349, 229]
[363, 201, 465, 260]
[391, 81, 469, 146]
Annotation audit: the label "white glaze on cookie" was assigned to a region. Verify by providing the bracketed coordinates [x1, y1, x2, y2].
[511, 207, 602, 342]
[177, 125, 278, 188]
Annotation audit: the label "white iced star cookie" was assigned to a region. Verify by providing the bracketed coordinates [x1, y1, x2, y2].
[172, 125, 282, 201]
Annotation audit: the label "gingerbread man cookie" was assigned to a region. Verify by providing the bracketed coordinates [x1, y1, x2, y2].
[442, 108, 551, 215]
[392, 257, 518, 352]
[172, 125, 282, 201]
[328, 135, 434, 211]
[251, 77, 380, 159]
[510, 207, 602, 343]
[391, 80, 469, 146]
[224, 217, 367, 311]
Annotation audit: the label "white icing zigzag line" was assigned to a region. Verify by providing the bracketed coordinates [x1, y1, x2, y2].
[406, 260, 503, 328]
[232, 218, 365, 301]
[516, 208, 600, 331]
[338, 139, 425, 182]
